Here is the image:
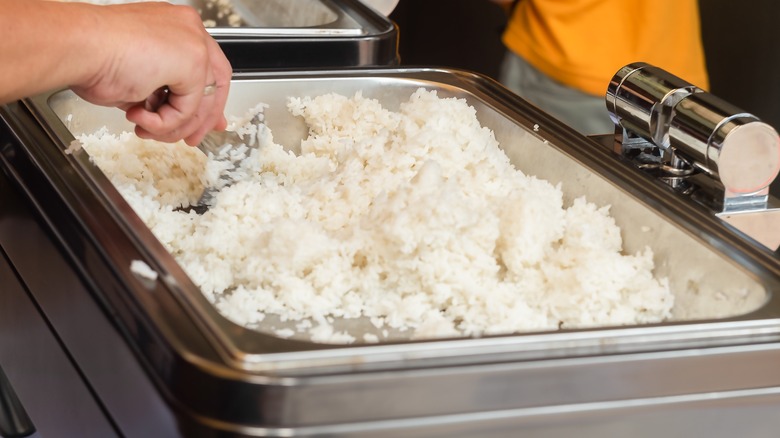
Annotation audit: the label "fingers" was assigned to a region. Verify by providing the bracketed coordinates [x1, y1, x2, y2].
[126, 29, 232, 145]
[133, 87, 224, 145]
[66, 2, 232, 145]
[183, 38, 232, 145]
[128, 85, 204, 142]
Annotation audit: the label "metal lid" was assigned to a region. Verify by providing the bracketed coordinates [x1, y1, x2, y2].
[716, 120, 780, 194]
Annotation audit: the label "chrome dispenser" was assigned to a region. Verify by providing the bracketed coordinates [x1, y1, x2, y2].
[606, 62, 780, 249]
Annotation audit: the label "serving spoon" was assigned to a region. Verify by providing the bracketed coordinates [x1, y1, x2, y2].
[143, 85, 245, 155]
[143, 86, 259, 210]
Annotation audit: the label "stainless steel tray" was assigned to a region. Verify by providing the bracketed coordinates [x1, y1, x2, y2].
[195, 0, 400, 69]
[17, 68, 780, 433]
[28, 67, 780, 366]
[198, 0, 374, 36]
[76, 0, 399, 68]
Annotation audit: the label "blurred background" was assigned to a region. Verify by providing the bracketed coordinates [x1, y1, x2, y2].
[389, 0, 780, 131]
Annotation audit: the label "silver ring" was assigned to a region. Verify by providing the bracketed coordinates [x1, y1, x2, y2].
[203, 82, 217, 96]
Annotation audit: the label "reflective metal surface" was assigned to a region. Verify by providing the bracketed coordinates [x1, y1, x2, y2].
[170, 0, 399, 69]
[670, 95, 780, 196]
[64, 0, 399, 70]
[139, 0, 369, 35]
[606, 62, 700, 149]
[201, 0, 362, 36]
[6, 68, 780, 435]
[606, 63, 780, 249]
[607, 63, 780, 196]
[29, 68, 780, 352]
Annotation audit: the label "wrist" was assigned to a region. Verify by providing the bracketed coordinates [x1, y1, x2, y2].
[57, 2, 116, 90]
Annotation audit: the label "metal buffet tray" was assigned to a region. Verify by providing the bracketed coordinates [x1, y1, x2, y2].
[197, 0, 367, 33]
[16, 68, 780, 435]
[76, 0, 398, 68]
[193, 0, 399, 69]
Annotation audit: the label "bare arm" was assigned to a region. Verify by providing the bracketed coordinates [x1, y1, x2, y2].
[0, 0, 232, 145]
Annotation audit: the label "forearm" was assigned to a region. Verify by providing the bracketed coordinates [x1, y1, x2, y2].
[0, 0, 109, 103]
[0, 0, 107, 102]
[0, 0, 231, 146]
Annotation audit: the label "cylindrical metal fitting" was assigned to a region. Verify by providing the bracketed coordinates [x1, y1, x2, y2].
[607, 63, 780, 195]
[606, 62, 701, 148]
[670, 92, 780, 194]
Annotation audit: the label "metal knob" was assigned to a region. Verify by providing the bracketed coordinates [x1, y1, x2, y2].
[606, 62, 701, 149]
[606, 62, 780, 197]
[669, 92, 780, 195]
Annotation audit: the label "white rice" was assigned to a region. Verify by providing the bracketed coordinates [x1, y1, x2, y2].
[130, 259, 158, 281]
[77, 88, 674, 343]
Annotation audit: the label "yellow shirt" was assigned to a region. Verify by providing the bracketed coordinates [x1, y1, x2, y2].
[502, 0, 709, 96]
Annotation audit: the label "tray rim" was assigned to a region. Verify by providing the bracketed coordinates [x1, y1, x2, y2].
[205, 0, 394, 38]
[21, 67, 780, 376]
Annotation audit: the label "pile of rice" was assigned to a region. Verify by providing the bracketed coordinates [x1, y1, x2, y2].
[77, 88, 673, 343]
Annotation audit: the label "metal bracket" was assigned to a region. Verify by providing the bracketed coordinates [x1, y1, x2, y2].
[606, 63, 780, 250]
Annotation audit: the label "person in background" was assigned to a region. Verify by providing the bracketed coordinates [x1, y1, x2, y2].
[493, 0, 709, 135]
[0, 0, 232, 146]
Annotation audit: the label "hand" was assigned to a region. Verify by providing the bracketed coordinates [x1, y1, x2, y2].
[69, 2, 232, 146]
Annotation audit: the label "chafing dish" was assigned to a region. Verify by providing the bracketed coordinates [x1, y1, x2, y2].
[202, 0, 399, 69]
[3, 67, 780, 437]
[77, 0, 399, 69]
